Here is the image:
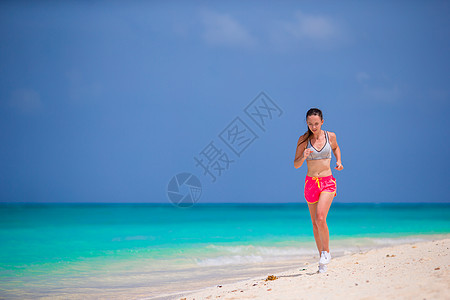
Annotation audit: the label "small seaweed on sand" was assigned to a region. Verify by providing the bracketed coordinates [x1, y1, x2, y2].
[265, 275, 278, 281]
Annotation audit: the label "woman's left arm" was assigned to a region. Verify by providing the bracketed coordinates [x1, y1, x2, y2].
[329, 132, 344, 171]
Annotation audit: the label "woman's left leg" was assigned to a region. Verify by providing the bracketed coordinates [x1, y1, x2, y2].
[315, 192, 335, 252]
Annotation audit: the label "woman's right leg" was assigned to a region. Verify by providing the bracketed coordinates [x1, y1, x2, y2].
[307, 202, 322, 256]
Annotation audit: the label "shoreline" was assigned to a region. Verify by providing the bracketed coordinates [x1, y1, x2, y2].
[158, 236, 450, 300]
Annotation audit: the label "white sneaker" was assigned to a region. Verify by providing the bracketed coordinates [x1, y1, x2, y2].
[318, 263, 327, 273]
[319, 251, 331, 264]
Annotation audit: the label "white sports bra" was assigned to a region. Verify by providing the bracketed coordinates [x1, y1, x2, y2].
[306, 130, 332, 160]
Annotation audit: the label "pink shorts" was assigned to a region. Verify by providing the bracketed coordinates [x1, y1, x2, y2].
[304, 175, 337, 204]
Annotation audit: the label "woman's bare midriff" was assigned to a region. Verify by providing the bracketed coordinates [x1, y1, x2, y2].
[306, 158, 332, 177]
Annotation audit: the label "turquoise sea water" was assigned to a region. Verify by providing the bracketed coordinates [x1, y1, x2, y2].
[1, 203, 449, 299]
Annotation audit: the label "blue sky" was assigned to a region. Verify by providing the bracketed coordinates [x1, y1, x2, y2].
[1, 1, 449, 203]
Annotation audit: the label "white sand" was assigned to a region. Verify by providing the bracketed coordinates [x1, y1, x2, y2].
[173, 238, 450, 300]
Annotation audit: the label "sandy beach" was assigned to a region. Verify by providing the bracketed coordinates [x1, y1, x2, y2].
[169, 237, 450, 300]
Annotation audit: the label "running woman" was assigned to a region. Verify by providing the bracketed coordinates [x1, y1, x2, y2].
[294, 108, 344, 273]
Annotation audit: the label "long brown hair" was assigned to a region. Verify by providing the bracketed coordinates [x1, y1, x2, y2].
[297, 108, 323, 148]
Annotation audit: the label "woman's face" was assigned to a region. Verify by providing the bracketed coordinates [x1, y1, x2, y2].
[306, 115, 324, 133]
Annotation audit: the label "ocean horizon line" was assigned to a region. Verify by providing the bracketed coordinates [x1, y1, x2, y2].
[1, 201, 449, 205]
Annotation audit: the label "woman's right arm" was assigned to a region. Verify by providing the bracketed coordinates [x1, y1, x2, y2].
[294, 135, 308, 169]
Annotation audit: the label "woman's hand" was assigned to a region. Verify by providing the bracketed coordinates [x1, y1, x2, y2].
[303, 148, 313, 159]
[335, 162, 344, 171]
